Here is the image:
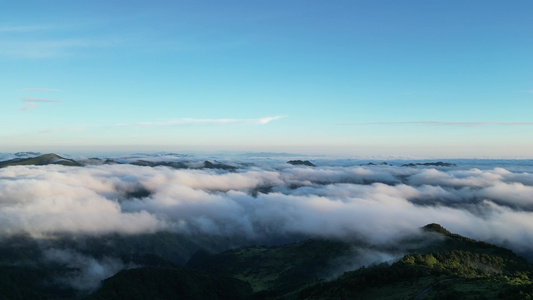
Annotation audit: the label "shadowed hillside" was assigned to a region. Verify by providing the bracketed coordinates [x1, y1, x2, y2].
[86, 267, 252, 300]
[0, 224, 532, 299]
[85, 224, 533, 300]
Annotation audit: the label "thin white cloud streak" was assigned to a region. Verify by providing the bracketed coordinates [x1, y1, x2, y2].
[512, 90, 533, 94]
[21, 97, 65, 103]
[0, 25, 53, 33]
[22, 88, 61, 92]
[19, 97, 66, 111]
[0, 18, 136, 58]
[38, 126, 87, 134]
[24, 116, 282, 134]
[0, 38, 120, 58]
[343, 121, 533, 127]
[137, 116, 283, 126]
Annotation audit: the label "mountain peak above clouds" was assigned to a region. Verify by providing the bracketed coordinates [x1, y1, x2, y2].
[0, 153, 82, 168]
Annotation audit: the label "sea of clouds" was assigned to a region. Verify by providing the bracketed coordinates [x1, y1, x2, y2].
[2, 157, 533, 290]
[2, 159, 533, 249]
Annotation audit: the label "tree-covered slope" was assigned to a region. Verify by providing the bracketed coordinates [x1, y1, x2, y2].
[0, 232, 252, 300]
[186, 239, 354, 294]
[3, 223, 531, 299]
[85, 267, 252, 300]
[181, 223, 533, 299]
[297, 224, 533, 300]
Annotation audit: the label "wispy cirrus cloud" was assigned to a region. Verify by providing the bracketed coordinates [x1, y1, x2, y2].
[38, 126, 87, 134]
[343, 121, 533, 127]
[512, 90, 533, 94]
[0, 38, 120, 59]
[0, 25, 53, 33]
[20, 97, 66, 111]
[25, 116, 283, 135]
[22, 88, 61, 92]
[136, 116, 283, 126]
[0, 19, 130, 58]
[21, 97, 66, 103]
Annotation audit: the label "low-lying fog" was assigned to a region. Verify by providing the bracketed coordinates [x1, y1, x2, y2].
[2, 154, 533, 291]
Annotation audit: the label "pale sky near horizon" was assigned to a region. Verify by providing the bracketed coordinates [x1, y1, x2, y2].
[1, 1, 532, 158]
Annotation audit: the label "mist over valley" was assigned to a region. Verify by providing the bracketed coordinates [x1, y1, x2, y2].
[1, 152, 533, 298]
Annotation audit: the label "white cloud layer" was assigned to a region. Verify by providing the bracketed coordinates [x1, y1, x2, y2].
[2, 162, 533, 255]
[20, 97, 66, 111]
[137, 116, 283, 126]
[4, 161, 533, 291]
[22, 88, 61, 92]
[345, 121, 533, 127]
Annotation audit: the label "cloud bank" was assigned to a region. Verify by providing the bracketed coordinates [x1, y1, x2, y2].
[1, 162, 533, 254]
[3, 160, 533, 291]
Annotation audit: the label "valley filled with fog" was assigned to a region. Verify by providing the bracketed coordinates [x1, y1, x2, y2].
[3, 154, 533, 245]
[2, 153, 533, 296]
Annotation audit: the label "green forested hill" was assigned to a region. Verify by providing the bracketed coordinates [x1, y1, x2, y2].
[0, 232, 251, 300]
[184, 223, 533, 299]
[186, 239, 354, 294]
[1, 224, 531, 299]
[86, 267, 252, 300]
[297, 224, 533, 300]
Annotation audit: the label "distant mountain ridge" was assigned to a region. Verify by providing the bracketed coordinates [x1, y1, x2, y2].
[0, 153, 82, 168]
[0, 153, 238, 171]
[1, 153, 466, 171]
[402, 161, 457, 167]
[287, 160, 316, 167]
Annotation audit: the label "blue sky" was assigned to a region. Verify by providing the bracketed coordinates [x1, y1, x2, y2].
[1, 0, 532, 158]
